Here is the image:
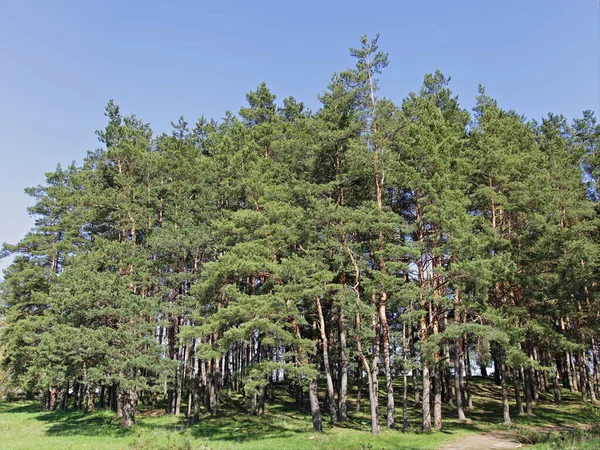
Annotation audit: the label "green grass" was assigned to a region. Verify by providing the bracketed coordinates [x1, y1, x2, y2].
[0, 378, 597, 449]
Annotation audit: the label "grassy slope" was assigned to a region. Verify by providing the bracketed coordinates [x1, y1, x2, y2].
[0, 378, 597, 449]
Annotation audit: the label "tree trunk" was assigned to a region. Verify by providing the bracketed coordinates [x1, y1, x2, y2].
[422, 361, 432, 432]
[99, 385, 105, 409]
[523, 366, 534, 415]
[433, 362, 443, 430]
[315, 295, 338, 423]
[402, 322, 409, 432]
[464, 344, 473, 409]
[121, 388, 137, 427]
[308, 378, 323, 433]
[551, 360, 561, 404]
[514, 368, 524, 415]
[49, 386, 57, 411]
[356, 365, 362, 413]
[454, 342, 467, 421]
[338, 308, 348, 422]
[192, 347, 200, 423]
[501, 360, 511, 425]
[379, 292, 395, 428]
[258, 384, 266, 415]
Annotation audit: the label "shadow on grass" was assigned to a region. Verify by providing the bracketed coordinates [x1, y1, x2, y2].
[0, 378, 591, 446]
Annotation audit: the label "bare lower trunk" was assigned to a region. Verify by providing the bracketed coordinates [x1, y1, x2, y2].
[514, 368, 524, 415]
[308, 378, 323, 433]
[464, 344, 473, 409]
[523, 366, 534, 415]
[338, 309, 348, 421]
[48, 386, 57, 411]
[551, 360, 561, 404]
[356, 366, 362, 413]
[402, 323, 409, 432]
[121, 388, 137, 427]
[258, 384, 266, 415]
[379, 293, 395, 428]
[501, 361, 511, 425]
[192, 350, 200, 423]
[315, 296, 338, 423]
[422, 361, 432, 432]
[433, 362, 443, 430]
[454, 342, 467, 421]
[367, 369, 380, 434]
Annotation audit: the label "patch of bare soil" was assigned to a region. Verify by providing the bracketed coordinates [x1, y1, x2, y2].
[438, 431, 522, 450]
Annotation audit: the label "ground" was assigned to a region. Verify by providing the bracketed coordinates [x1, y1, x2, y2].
[0, 378, 598, 449]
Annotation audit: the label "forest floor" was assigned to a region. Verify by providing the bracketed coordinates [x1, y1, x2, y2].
[0, 378, 598, 449]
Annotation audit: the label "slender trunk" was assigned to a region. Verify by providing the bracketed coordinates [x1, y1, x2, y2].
[411, 330, 420, 406]
[422, 361, 432, 432]
[433, 362, 443, 430]
[523, 366, 534, 415]
[356, 365, 362, 413]
[501, 360, 511, 425]
[117, 387, 124, 418]
[379, 292, 395, 428]
[99, 385, 105, 409]
[174, 342, 184, 416]
[356, 314, 380, 434]
[551, 360, 561, 404]
[315, 295, 338, 423]
[566, 352, 575, 392]
[514, 368, 524, 415]
[192, 346, 200, 423]
[62, 383, 70, 412]
[493, 357, 501, 386]
[210, 357, 219, 416]
[402, 322, 409, 432]
[464, 344, 473, 409]
[338, 308, 348, 421]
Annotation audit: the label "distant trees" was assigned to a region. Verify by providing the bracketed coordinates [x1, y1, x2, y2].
[1, 35, 598, 433]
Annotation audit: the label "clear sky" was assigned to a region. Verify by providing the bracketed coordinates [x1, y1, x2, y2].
[1, 0, 599, 275]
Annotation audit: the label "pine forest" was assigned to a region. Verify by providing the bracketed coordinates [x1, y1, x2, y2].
[1, 35, 599, 446]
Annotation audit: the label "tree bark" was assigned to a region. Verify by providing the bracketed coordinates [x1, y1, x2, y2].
[121, 388, 137, 427]
[422, 361, 432, 432]
[433, 362, 443, 430]
[514, 368, 524, 415]
[308, 378, 323, 433]
[378, 292, 395, 428]
[338, 307, 348, 421]
[315, 295, 338, 423]
[501, 360, 511, 425]
[454, 342, 467, 421]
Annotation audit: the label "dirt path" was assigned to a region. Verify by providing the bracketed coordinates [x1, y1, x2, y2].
[438, 431, 522, 450]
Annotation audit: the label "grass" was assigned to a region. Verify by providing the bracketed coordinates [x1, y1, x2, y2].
[0, 378, 597, 449]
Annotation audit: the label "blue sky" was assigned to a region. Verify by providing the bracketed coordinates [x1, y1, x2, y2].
[1, 0, 599, 275]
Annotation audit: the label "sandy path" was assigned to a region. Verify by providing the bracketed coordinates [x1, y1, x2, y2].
[438, 431, 522, 450]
